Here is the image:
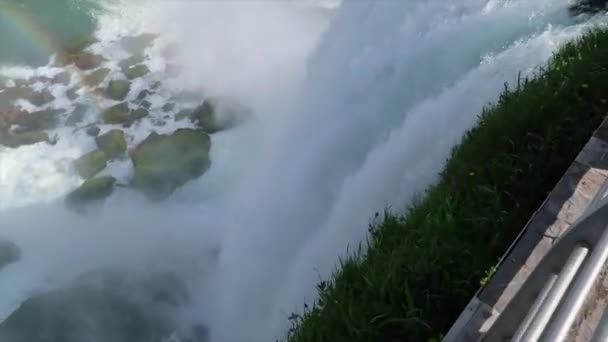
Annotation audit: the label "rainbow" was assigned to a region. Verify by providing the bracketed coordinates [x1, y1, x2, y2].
[0, 1, 105, 110]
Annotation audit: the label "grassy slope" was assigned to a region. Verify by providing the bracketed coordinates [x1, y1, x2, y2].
[287, 28, 608, 342]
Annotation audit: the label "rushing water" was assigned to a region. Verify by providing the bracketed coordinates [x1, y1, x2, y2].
[0, 0, 605, 341]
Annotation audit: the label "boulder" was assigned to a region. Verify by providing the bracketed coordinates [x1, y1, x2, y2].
[95, 129, 127, 158]
[102, 103, 148, 125]
[141, 100, 152, 109]
[66, 104, 88, 126]
[84, 68, 110, 87]
[162, 103, 175, 112]
[61, 34, 98, 55]
[191, 100, 220, 133]
[120, 33, 159, 54]
[74, 150, 109, 179]
[0, 131, 50, 148]
[131, 128, 211, 199]
[15, 108, 64, 131]
[26, 89, 55, 106]
[0, 240, 20, 271]
[86, 125, 101, 137]
[123, 64, 150, 80]
[118, 54, 145, 71]
[63, 52, 104, 70]
[0, 282, 170, 342]
[65, 176, 116, 208]
[66, 87, 80, 101]
[52, 71, 71, 85]
[106, 80, 131, 101]
[102, 103, 130, 124]
[0, 109, 25, 131]
[569, 0, 608, 14]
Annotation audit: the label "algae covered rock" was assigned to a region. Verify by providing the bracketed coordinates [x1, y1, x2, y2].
[65, 176, 116, 208]
[84, 68, 110, 87]
[66, 104, 88, 126]
[131, 128, 211, 199]
[74, 150, 109, 179]
[102, 103, 148, 125]
[106, 80, 131, 101]
[0, 131, 50, 148]
[184, 98, 245, 133]
[123, 64, 150, 80]
[102, 102, 131, 124]
[86, 125, 101, 137]
[95, 129, 127, 158]
[0, 240, 20, 271]
[63, 52, 103, 70]
[0, 282, 169, 342]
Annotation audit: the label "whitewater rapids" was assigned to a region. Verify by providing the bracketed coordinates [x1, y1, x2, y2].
[0, 0, 605, 341]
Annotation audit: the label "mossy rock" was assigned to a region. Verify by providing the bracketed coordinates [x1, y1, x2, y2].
[15, 108, 64, 131]
[26, 89, 55, 107]
[52, 71, 71, 85]
[123, 64, 150, 80]
[102, 103, 130, 124]
[0, 282, 170, 342]
[61, 34, 97, 55]
[120, 33, 159, 54]
[0, 131, 50, 148]
[63, 52, 104, 70]
[118, 54, 145, 70]
[162, 103, 175, 112]
[66, 104, 88, 126]
[74, 150, 109, 179]
[131, 128, 211, 199]
[84, 68, 110, 87]
[0, 240, 20, 271]
[95, 129, 127, 159]
[65, 176, 116, 208]
[106, 80, 131, 101]
[130, 108, 149, 121]
[102, 103, 148, 125]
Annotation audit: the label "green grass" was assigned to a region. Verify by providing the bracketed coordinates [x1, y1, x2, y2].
[286, 28, 608, 342]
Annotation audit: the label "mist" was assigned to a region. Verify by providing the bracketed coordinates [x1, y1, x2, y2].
[0, 0, 600, 341]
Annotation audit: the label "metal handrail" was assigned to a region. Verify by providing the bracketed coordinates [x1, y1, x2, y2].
[482, 182, 608, 341]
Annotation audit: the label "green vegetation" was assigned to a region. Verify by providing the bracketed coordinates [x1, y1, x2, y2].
[287, 28, 608, 342]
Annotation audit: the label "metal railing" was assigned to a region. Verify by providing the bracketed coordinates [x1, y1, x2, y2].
[481, 182, 608, 341]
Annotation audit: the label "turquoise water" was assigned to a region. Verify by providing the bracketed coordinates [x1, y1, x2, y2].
[0, 0, 100, 66]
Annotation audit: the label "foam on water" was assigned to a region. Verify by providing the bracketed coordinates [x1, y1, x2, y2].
[0, 0, 606, 341]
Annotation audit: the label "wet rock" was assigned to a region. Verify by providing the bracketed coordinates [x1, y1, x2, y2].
[0, 280, 170, 342]
[102, 103, 148, 125]
[66, 104, 88, 126]
[162, 103, 175, 112]
[175, 109, 193, 122]
[0, 130, 50, 148]
[52, 71, 71, 85]
[131, 128, 211, 199]
[569, 0, 608, 14]
[150, 81, 161, 90]
[64, 52, 104, 70]
[26, 89, 55, 106]
[123, 64, 150, 80]
[66, 87, 80, 101]
[130, 108, 149, 121]
[15, 108, 64, 131]
[0, 109, 25, 131]
[84, 68, 110, 87]
[136, 89, 153, 101]
[141, 100, 152, 109]
[106, 80, 131, 101]
[0, 240, 20, 271]
[102, 103, 130, 124]
[95, 129, 127, 159]
[86, 125, 101, 137]
[61, 34, 98, 55]
[74, 150, 109, 179]
[120, 33, 159, 54]
[119, 54, 145, 70]
[65, 176, 116, 208]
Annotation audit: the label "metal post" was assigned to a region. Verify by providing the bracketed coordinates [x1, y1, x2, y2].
[518, 244, 589, 342]
[511, 274, 558, 342]
[542, 228, 608, 342]
[591, 306, 608, 342]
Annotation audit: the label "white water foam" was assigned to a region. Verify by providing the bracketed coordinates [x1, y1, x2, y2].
[0, 0, 605, 341]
